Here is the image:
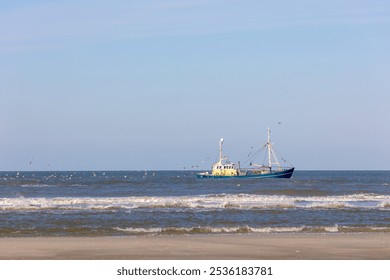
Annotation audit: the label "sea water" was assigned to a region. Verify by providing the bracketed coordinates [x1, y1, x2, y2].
[0, 171, 389, 236]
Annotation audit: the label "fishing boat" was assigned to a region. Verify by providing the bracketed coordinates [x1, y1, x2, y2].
[197, 128, 294, 178]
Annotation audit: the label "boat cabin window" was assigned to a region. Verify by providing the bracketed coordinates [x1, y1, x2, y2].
[217, 165, 235, 170]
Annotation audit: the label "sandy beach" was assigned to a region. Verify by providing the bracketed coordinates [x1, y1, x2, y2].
[0, 233, 389, 260]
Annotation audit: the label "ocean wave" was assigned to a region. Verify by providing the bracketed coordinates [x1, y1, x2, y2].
[2, 225, 389, 237]
[114, 226, 305, 234]
[113, 225, 390, 235]
[380, 200, 390, 208]
[1, 193, 389, 211]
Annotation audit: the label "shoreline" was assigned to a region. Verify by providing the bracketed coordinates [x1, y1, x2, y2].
[1, 233, 389, 260]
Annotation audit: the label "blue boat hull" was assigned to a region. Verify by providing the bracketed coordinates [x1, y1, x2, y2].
[197, 167, 295, 179]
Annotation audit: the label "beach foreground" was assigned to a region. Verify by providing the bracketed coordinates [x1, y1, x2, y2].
[0, 233, 389, 260]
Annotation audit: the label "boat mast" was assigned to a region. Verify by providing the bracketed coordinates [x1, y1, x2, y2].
[266, 128, 281, 170]
[219, 138, 224, 163]
[267, 128, 272, 169]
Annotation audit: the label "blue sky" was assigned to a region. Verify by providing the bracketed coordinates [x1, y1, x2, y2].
[1, 0, 389, 170]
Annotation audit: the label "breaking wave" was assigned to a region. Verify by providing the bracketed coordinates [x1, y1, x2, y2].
[1, 193, 389, 211]
[114, 225, 390, 235]
[2, 225, 390, 237]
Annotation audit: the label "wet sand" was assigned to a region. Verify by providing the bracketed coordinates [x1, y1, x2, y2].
[0, 233, 389, 260]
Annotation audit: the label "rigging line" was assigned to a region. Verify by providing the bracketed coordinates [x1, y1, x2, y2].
[240, 146, 265, 167]
[272, 145, 294, 167]
[228, 130, 268, 150]
[262, 146, 268, 166]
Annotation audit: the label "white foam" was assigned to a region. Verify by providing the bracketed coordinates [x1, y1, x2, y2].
[113, 225, 369, 234]
[114, 227, 163, 233]
[323, 224, 340, 232]
[1, 193, 389, 211]
[113, 226, 295, 234]
[379, 200, 390, 208]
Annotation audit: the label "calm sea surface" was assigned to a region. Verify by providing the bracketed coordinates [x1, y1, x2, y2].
[0, 171, 389, 237]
